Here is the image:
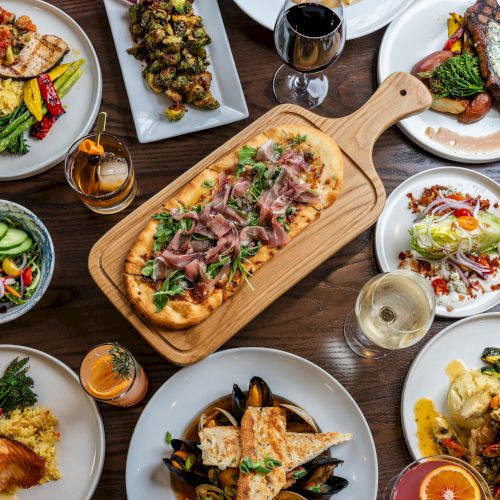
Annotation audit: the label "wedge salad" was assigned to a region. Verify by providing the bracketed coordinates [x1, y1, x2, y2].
[399, 184, 500, 311]
[0, 219, 41, 308]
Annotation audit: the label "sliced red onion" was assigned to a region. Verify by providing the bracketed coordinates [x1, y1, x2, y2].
[449, 261, 470, 287]
[3, 278, 16, 286]
[18, 254, 27, 270]
[415, 197, 473, 222]
[449, 253, 487, 278]
[20, 274, 24, 298]
[0, 280, 4, 299]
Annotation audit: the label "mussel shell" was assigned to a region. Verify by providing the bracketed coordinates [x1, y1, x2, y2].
[281, 404, 319, 433]
[195, 483, 230, 500]
[163, 439, 208, 487]
[292, 475, 349, 498]
[231, 377, 273, 421]
[277, 493, 308, 500]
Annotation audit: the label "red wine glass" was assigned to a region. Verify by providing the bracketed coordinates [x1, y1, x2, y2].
[273, 0, 346, 109]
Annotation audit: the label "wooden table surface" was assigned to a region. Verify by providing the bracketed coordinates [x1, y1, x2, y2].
[1, 1, 499, 498]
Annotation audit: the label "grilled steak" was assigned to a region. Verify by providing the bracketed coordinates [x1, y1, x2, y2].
[0, 33, 69, 79]
[465, 0, 500, 101]
[0, 437, 45, 491]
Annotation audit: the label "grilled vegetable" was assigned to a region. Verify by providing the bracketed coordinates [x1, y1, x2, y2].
[37, 74, 64, 118]
[481, 348, 500, 366]
[23, 78, 43, 122]
[0, 357, 38, 415]
[481, 366, 500, 379]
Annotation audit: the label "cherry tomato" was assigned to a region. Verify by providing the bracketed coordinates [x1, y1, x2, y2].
[2, 258, 20, 277]
[22, 266, 33, 287]
[457, 216, 479, 231]
[453, 208, 472, 218]
[432, 278, 448, 295]
[494, 485, 500, 499]
[442, 438, 465, 458]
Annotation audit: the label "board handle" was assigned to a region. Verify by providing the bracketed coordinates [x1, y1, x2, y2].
[304, 71, 432, 173]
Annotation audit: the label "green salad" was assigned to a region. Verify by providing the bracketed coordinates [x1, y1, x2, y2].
[0, 219, 42, 307]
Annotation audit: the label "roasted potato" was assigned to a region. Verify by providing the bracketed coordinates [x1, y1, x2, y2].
[458, 93, 493, 124]
[431, 96, 470, 114]
[411, 50, 454, 78]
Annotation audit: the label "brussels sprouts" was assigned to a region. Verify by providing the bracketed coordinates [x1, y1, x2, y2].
[129, 23, 143, 37]
[165, 104, 186, 122]
[163, 35, 183, 53]
[172, 0, 192, 15]
[145, 28, 167, 48]
[171, 75, 192, 94]
[178, 53, 204, 74]
[156, 67, 177, 87]
[193, 91, 220, 110]
[166, 89, 183, 104]
[188, 45, 206, 59]
[164, 53, 182, 66]
[147, 59, 164, 74]
[129, 3, 141, 24]
[127, 43, 145, 60]
[145, 72, 164, 93]
[185, 84, 206, 103]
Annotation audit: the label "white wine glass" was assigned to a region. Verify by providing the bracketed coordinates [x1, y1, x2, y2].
[344, 270, 436, 359]
[273, 0, 346, 109]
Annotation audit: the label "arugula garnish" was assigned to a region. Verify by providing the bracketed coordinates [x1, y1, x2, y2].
[228, 244, 261, 286]
[236, 145, 257, 176]
[152, 270, 186, 312]
[248, 162, 268, 201]
[289, 133, 307, 145]
[141, 260, 155, 277]
[152, 209, 194, 251]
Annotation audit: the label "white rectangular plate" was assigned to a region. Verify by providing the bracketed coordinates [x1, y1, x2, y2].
[103, 0, 248, 143]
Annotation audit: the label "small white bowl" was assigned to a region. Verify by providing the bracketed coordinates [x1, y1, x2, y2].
[0, 200, 55, 324]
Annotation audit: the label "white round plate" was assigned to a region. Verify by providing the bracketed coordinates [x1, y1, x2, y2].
[0, 0, 102, 180]
[126, 347, 378, 500]
[378, 0, 500, 164]
[233, 0, 414, 40]
[375, 166, 500, 318]
[0, 345, 105, 500]
[401, 312, 500, 459]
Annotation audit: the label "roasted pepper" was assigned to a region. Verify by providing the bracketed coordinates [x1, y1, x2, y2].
[47, 63, 72, 82]
[444, 14, 464, 53]
[31, 115, 58, 140]
[23, 78, 43, 122]
[37, 74, 65, 118]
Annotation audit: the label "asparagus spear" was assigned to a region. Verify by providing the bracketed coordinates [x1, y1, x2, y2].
[0, 59, 85, 141]
[0, 67, 84, 153]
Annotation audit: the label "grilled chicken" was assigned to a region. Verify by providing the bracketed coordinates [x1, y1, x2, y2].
[465, 0, 500, 101]
[0, 437, 45, 492]
[0, 33, 69, 79]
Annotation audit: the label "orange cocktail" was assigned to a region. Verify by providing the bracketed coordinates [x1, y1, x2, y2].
[79, 343, 148, 407]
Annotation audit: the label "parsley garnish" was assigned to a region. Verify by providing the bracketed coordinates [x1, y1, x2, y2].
[152, 270, 186, 312]
[166, 431, 172, 445]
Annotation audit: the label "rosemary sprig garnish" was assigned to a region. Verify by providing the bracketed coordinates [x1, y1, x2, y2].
[109, 343, 134, 380]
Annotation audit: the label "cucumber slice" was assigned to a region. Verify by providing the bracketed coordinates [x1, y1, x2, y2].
[0, 237, 33, 258]
[0, 227, 28, 250]
[0, 222, 7, 240]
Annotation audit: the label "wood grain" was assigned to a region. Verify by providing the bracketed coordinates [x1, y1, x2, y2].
[0, 1, 498, 498]
[89, 72, 431, 365]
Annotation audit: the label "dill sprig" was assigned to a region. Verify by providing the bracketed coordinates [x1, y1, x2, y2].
[109, 343, 134, 380]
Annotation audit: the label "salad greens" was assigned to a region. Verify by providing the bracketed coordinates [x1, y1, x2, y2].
[411, 212, 500, 259]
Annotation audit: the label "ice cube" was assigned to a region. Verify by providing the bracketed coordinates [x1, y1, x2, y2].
[98, 154, 128, 192]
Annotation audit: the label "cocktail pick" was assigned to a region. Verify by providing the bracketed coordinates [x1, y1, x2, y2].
[95, 112, 107, 148]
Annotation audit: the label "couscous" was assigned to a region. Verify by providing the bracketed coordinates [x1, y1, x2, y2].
[0, 406, 62, 484]
[0, 79, 24, 117]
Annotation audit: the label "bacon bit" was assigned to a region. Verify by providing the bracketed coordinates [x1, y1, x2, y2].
[399, 251, 412, 260]
[458, 294, 465, 302]
[494, 201, 499, 209]
[491, 257, 499, 268]
[492, 284, 500, 291]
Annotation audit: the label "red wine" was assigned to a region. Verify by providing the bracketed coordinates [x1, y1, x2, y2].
[286, 3, 341, 37]
[274, 3, 345, 73]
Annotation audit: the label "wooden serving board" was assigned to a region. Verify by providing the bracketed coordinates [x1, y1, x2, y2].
[89, 72, 432, 366]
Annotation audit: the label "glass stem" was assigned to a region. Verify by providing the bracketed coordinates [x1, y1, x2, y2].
[293, 72, 308, 94]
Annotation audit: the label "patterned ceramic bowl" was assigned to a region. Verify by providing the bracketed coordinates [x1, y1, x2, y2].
[0, 200, 55, 324]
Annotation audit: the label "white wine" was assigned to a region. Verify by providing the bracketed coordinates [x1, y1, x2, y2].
[355, 270, 435, 350]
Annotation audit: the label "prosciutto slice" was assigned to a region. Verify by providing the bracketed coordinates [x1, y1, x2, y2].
[160, 249, 206, 269]
[278, 150, 309, 176]
[239, 225, 269, 246]
[267, 216, 289, 248]
[171, 208, 199, 221]
[232, 177, 252, 198]
[256, 139, 279, 162]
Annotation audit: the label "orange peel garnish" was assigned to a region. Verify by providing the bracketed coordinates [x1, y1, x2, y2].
[79, 139, 104, 156]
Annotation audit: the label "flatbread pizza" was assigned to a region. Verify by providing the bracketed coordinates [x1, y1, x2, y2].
[124, 125, 343, 329]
